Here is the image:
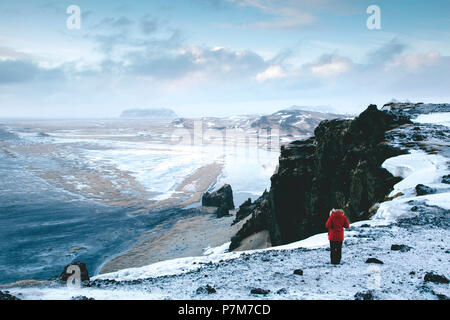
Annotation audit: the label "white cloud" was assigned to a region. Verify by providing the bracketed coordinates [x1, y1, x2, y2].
[391, 51, 441, 71]
[0, 46, 31, 61]
[255, 65, 286, 81]
[307, 55, 353, 77]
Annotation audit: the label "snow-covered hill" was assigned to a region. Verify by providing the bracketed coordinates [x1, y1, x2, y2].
[3, 103, 449, 300]
[171, 108, 347, 143]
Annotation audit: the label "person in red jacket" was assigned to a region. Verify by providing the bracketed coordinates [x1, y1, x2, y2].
[325, 208, 350, 265]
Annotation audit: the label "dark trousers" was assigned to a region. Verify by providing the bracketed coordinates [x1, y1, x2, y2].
[330, 241, 343, 264]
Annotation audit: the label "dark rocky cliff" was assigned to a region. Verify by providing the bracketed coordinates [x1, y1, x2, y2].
[230, 105, 411, 250]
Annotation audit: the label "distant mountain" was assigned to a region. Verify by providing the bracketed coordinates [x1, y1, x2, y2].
[171, 108, 346, 138]
[120, 108, 177, 119]
[249, 108, 347, 137]
[287, 105, 337, 113]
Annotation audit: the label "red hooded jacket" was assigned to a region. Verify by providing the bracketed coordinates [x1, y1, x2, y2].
[325, 210, 350, 242]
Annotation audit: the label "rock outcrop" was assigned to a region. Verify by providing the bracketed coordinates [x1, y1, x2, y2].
[391, 244, 412, 252]
[202, 184, 235, 218]
[0, 291, 20, 300]
[56, 261, 90, 284]
[365, 258, 384, 264]
[415, 184, 436, 196]
[232, 190, 268, 225]
[230, 105, 410, 250]
[442, 175, 450, 184]
[424, 272, 449, 284]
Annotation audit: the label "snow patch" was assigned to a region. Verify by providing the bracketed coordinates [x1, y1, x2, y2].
[414, 112, 450, 127]
[203, 242, 231, 256]
[374, 149, 449, 221]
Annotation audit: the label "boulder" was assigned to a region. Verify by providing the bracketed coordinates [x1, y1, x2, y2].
[415, 184, 436, 196]
[276, 288, 288, 295]
[411, 133, 425, 141]
[57, 261, 90, 284]
[195, 285, 216, 294]
[424, 272, 449, 284]
[391, 244, 412, 252]
[71, 295, 95, 300]
[354, 291, 375, 300]
[365, 258, 384, 264]
[293, 269, 304, 276]
[250, 288, 270, 295]
[442, 175, 450, 184]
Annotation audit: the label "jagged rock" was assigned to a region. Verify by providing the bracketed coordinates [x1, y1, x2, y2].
[424, 272, 449, 284]
[71, 295, 95, 300]
[229, 198, 271, 251]
[0, 291, 20, 300]
[215, 204, 231, 218]
[232, 198, 253, 224]
[411, 133, 425, 141]
[365, 258, 384, 264]
[435, 293, 450, 300]
[293, 269, 304, 276]
[276, 288, 288, 294]
[441, 175, 450, 184]
[230, 105, 409, 249]
[415, 184, 436, 196]
[432, 292, 449, 300]
[354, 291, 375, 300]
[196, 285, 217, 294]
[202, 184, 234, 217]
[56, 261, 90, 283]
[232, 190, 268, 225]
[391, 244, 412, 252]
[250, 288, 270, 295]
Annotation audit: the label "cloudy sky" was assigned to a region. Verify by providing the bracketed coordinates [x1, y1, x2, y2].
[1, 0, 449, 118]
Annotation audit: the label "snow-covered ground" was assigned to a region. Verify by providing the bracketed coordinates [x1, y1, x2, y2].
[414, 112, 450, 127]
[4, 109, 449, 300]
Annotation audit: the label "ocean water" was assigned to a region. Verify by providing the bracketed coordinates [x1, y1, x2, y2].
[0, 132, 191, 284]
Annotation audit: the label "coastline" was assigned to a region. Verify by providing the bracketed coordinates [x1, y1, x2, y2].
[99, 208, 250, 275]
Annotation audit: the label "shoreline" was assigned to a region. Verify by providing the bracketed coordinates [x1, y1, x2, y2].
[99, 208, 250, 275]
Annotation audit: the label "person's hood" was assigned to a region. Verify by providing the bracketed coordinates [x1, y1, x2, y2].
[331, 210, 344, 216]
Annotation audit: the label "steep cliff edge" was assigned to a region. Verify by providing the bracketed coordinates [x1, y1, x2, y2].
[230, 105, 411, 250]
